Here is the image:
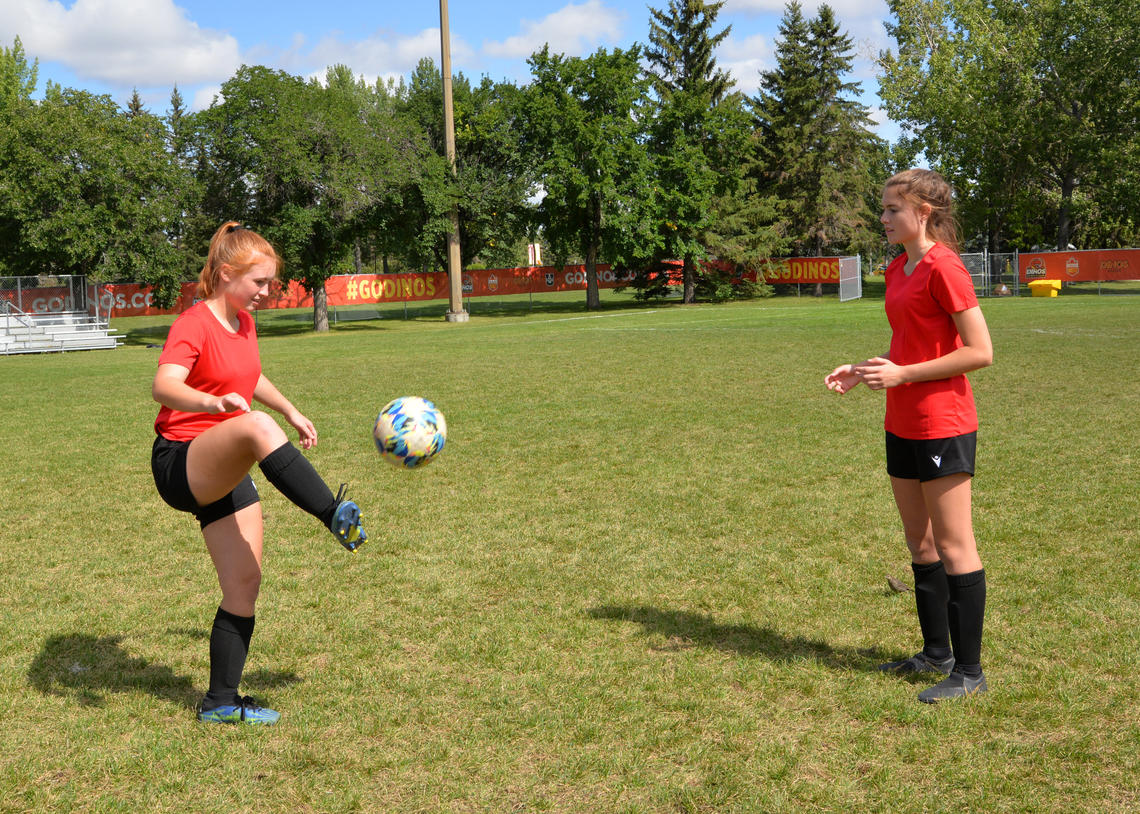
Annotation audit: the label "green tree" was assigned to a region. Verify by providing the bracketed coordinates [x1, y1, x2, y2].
[752, 0, 812, 232]
[0, 84, 191, 298]
[879, 0, 1140, 250]
[0, 37, 37, 110]
[126, 88, 145, 118]
[644, 0, 751, 303]
[163, 84, 207, 280]
[754, 2, 881, 283]
[523, 45, 656, 309]
[397, 59, 532, 271]
[194, 65, 420, 329]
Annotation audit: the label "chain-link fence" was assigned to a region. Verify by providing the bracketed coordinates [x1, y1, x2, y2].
[0, 275, 94, 316]
[839, 256, 862, 302]
[961, 252, 1020, 297]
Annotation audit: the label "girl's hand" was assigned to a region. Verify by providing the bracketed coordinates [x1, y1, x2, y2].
[285, 410, 318, 449]
[213, 392, 251, 414]
[854, 357, 908, 390]
[825, 364, 862, 394]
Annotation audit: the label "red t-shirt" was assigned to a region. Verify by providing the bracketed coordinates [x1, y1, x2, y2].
[154, 301, 261, 442]
[883, 243, 979, 439]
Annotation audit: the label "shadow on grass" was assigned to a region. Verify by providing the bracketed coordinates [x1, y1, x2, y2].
[28, 633, 301, 711]
[588, 605, 893, 673]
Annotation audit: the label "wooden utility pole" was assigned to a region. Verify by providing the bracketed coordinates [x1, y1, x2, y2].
[440, 0, 469, 322]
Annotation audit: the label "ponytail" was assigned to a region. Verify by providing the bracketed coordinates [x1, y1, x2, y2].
[884, 169, 961, 254]
[197, 222, 282, 299]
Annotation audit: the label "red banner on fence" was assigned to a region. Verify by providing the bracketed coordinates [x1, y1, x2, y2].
[1019, 249, 1140, 283]
[760, 257, 842, 284]
[662, 257, 842, 285]
[51, 257, 845, 318]
[92, 265, 635, 317]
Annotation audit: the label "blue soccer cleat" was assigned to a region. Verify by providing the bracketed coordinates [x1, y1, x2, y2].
[198, 696, 281, 725]
[330, 483, 367, 552]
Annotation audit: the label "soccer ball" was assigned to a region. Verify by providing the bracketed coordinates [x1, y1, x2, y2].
[373, 397, 447, 468]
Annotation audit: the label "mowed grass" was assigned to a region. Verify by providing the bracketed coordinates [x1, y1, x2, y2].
[0, 288, 1137, 813]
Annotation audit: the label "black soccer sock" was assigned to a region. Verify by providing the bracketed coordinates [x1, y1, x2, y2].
[947, 568, 986, 678]
[912, 560, 951, 660]
[258, 442, 339, 528]
[203, 607, 255, 709]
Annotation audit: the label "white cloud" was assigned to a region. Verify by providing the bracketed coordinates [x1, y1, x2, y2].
[718, 32, 771, 97]
[301, 27, 474, 79]
[0, 0, 241, 88]
[483, 0, 626, 59]
[191, 83, 222, 111]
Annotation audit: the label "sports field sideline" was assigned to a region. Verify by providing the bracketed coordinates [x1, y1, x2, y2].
[0, 290, 1136, 812]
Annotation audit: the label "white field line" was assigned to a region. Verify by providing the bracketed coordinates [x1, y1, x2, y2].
[521, 310, 660, 325]
[510, 301, 880, 331]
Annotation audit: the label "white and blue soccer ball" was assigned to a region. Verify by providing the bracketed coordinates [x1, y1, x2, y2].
[373, 397, 447, 469]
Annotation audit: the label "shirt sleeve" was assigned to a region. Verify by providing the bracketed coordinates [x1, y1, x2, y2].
[157, 312, 204, 370]
[928, 249, 979, 315]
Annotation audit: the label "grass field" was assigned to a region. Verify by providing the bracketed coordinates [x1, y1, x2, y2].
[1, 287, 1137, 813]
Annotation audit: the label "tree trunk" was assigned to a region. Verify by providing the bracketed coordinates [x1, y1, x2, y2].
[1056, 170, 1076, 250]
[683, 256, 696, 304]
[586, 197, 601, 309]
[313, 285, 329, 332]
[353, 239, 363, 274]
[585, 243, 600, 310]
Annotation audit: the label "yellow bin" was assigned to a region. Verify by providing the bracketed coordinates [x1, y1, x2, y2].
[1028, 279, 1061, 297]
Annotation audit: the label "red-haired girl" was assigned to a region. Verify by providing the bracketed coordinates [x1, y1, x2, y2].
[151, 222, 366, 724]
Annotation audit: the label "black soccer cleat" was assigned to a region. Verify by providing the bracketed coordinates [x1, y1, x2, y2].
[878, 651, 955, 675]
[918, 668, 987, 703]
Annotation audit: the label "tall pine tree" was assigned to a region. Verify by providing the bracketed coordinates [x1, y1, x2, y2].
[644, 0, 751, 303]
[754, 1, 882, 286]
[803, 6, 881, 258]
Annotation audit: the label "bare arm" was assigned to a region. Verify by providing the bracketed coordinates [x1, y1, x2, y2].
[855, 306, 993, 390]
[254, 374, 317, 448]
[152, 363, 250, 414]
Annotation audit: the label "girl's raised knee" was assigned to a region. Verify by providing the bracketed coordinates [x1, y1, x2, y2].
[241, 410, 288, 451]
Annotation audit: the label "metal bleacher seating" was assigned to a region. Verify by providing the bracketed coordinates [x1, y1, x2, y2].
[1, 302, 122, 355]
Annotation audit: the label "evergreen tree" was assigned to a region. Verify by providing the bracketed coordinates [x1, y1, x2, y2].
[754, 2, 882, 285]
[163, 84, 205, 279]
[644, 0, 751, 303]
[127, 88, 145, 118]
[802, 6, 882, 258]
[166, 84, 187, 158]
[645, 0, 733, 108]
[752, 2, 814, 250]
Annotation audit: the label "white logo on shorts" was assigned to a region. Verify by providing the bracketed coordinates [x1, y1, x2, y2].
[932, 455, 943, 468]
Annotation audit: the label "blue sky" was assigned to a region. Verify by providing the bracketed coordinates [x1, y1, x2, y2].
[0, 0, 896, 139]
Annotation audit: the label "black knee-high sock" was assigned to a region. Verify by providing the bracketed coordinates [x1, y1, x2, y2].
[204, 607, 255, 708]
[912, 560, 951, 660]
[947, 569, 986, 677]
[258, 442, 338, 528]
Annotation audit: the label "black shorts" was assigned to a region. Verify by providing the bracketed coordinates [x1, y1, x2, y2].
[151, 435, 260, 529]
[885, 431, 976, 482]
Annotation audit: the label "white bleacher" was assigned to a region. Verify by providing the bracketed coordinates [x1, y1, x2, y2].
[1, 309, 122, 355]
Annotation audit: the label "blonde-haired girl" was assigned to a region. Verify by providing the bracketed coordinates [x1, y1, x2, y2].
[826, 170, 993, 703]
